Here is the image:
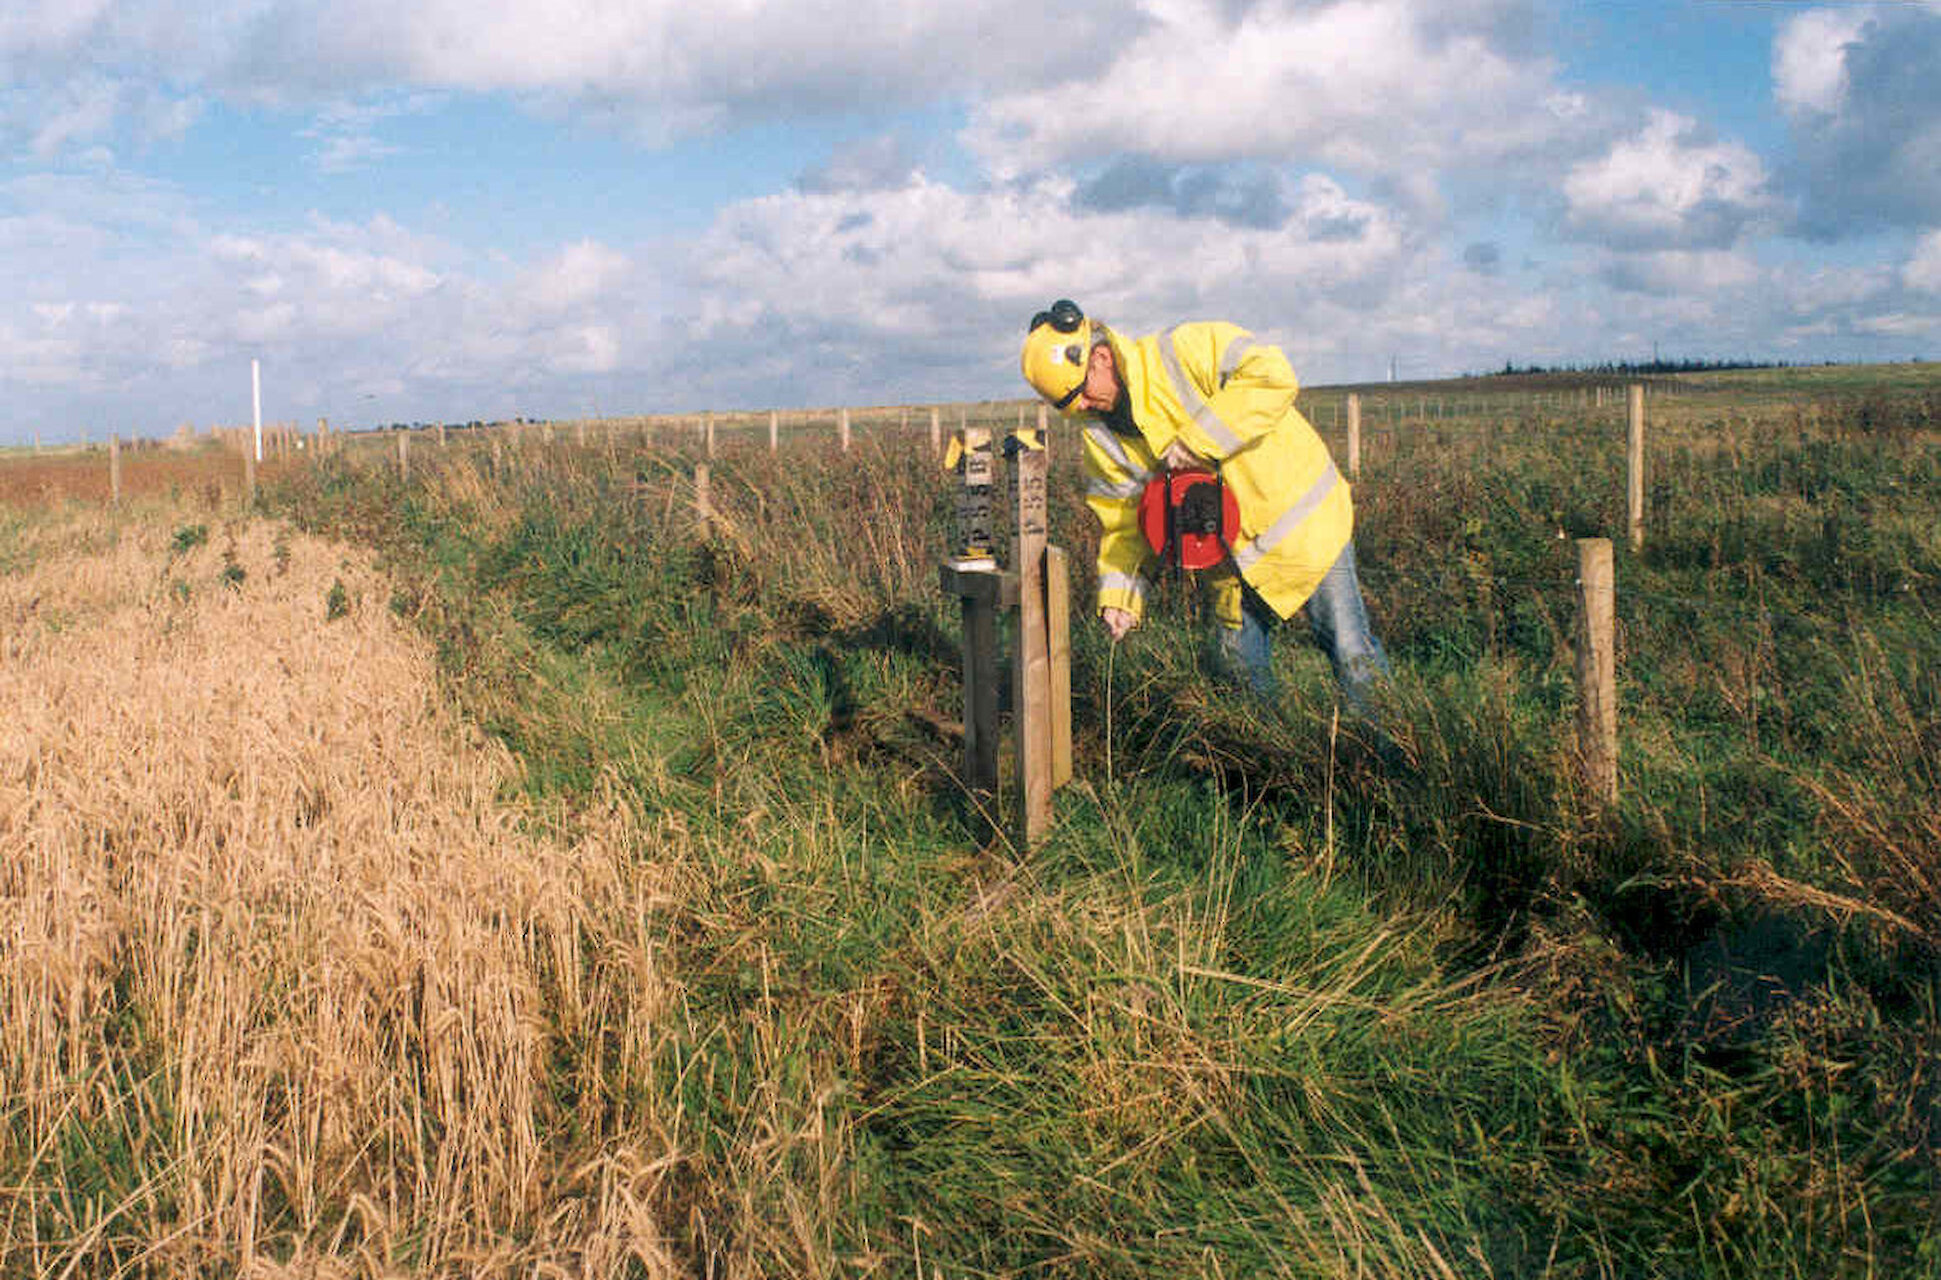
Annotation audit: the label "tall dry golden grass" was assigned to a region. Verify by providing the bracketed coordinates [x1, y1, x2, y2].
[1, 507, 681, 1277]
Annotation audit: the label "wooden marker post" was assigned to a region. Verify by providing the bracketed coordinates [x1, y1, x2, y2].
[1346, 393, 1362, 481]
[1575, 537, 1618, 805]
[1627, 385, 1646, 552]
[930, 407, 941, 457]
[769, 410, 779, 452]
[252, 358, 263, 464]
[109, 434, 122, 508]
[840, 407, 852, 452]
[1046, 545, 1072, 789]
[1011, 438, 1053, 847]
[694, 464, 714, 540]
[938, 423, 1073, 847]
[941, 424, 1000, 827]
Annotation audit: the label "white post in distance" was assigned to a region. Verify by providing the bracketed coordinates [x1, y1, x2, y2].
[251, 359, 263, 463]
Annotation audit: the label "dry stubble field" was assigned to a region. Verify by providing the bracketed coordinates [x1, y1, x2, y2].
[1, 504, 687, 1276]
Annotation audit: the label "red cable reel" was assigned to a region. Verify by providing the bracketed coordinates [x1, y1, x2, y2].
[1138, 469, 1240, 571]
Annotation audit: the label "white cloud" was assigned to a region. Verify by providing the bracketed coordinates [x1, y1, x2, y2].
[520, 240, 633, 313]
[1596, 246, 1763, 297]
[0, 0, 1130, 151]
[1773, 7, 1871, 117]
[1562, 110, 1780, 250]
[964, 0, 1585, 183]
[1907, 230, 1941, 293]
[1775, 4, 1941, 234]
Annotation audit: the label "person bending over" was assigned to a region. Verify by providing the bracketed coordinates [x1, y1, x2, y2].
[1019, 298, 1389, 713]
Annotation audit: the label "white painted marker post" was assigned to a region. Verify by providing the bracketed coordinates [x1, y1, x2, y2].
[251, 359, 263, 463]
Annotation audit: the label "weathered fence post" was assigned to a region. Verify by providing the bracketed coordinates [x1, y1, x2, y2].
[930, 407, 941, 457]
[1012, 438, 1053, 847]
[694, 463, 713, 539]
[706, 412, 717, 458]
[1627, 384, 1645, 552]
[769, 410, 779, 452]
[941, 424, 999, 831]
[1046, 544, 1072, 789]
[252, 358, 263, 464]
[840, 407, 852, 452]
[109, 434, 122, 508]
[1347, 393, 1362, 481]
[1575, 537, 1618, 805]
[397, 430, 409, 481]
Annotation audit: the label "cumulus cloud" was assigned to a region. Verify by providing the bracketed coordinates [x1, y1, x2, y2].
[0, 0, 1131, 153]
[1562, 110, 1781, 251]
[1595, 246, 1763, 297]
[796, 135, 919, 195]
[1776, 4, 1941, 235]
[518, 239, 633, 312]
[964, 0, 1594, 188]
[1907, 230, 1941, 293]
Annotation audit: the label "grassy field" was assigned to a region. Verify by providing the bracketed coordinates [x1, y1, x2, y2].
[2, 365, 1937, 1277]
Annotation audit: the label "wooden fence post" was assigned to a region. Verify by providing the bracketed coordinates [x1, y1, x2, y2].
[109, 434, 121, 508]
[252, 358, 263, 464]
[1347, 393, 1362, 481]
[1575, 537, 1618, 805]
[1012, 438, 1052, 847]
[769, 410, 779, 452]
[930, 407, 941, 457]
[1627, 385, 1645, 552]
[840, 407, 852, 452]
[398, 430, 409, 481]
[941, 423, 1000, 835]
[694, 463, 713, 539]
[1047, 544, 1072, 789]
[706, 412, 717, 458]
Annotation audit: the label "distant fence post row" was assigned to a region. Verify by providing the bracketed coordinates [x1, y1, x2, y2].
[84, 385, 1655, 809]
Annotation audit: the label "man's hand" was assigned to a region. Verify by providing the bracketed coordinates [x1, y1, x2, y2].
[1160, 439, 1205, 471]
[1101, 607, 1138, 641]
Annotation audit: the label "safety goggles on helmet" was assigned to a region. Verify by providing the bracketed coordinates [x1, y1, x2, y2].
[1030, 299, 1085, 335]
[1021, 298, 1093, 414]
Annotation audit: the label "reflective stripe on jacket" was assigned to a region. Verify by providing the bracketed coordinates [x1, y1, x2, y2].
[1084, 321, 1353, 625]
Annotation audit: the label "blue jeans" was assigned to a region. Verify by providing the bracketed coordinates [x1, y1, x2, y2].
[1211, 541, 1390, 714]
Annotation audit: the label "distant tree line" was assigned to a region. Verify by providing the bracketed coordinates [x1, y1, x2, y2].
[1472, 356, 1804, 378]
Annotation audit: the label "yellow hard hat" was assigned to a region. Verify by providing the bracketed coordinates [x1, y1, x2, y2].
[1020, 299, 1092, 416]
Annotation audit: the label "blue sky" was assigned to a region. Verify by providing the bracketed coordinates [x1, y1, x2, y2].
[3, 0, 1939, 442]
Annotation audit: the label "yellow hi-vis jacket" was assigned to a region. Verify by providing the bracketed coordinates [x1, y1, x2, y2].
[1082, 322, 1352, 629]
